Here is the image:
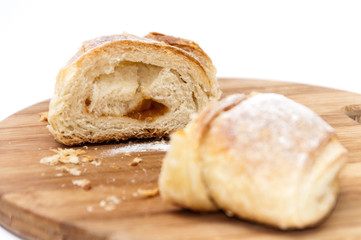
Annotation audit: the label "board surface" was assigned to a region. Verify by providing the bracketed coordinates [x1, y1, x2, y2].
[1, 78, 361, 240]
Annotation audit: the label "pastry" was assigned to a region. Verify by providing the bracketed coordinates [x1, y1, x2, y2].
[159, 93, 347, 229]
[48, 32, 220, 145]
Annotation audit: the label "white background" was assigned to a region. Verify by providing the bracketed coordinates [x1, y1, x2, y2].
[0, 0, 360, 238]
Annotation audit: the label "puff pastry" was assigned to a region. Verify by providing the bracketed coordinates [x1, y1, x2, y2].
[159, 93, 347, 229]
[48, 32, 220, 145]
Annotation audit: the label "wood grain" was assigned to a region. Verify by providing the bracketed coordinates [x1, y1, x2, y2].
[1, 78, 361, 240]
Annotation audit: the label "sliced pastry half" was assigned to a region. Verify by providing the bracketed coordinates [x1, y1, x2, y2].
[48, 32, 220, 145]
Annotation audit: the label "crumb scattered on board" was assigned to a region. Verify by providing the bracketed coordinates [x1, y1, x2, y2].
[39, 112, 48, 122]
[82, 155, 96, 162]
[40, 144, 162, 197]
[56, 166, 81, 176]
[129, 157, 142, 166]
[136, 188, 159, 198]
[40, 148, 99, 168]
[72, 179, 91, 190]
[91, 160, 102, 166]
[40, 148, 87, 165]
[40, 148, 98, 190]
[99, 195, 121, 211]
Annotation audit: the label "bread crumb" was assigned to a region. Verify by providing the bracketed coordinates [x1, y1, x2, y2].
[99, 200, 106, 207]
[124, 153, 131, 157]
[56, 166, 81, 176]
[72, 179, 91, 190]
[55, 173, 63, 177]
[87, 206, 94, 212]
[91, 160, 102, 166]
[129, 157, 142, 166]
[68, 155, 80, 164]
[137, 188, 159, 198]
[82, 155, 96, 162]
[99, 195, 121, 211]
[40, 148, 86, 165]
[40, 154, 60, 165]
[39, 112, 48, 122]
[106, 195, 121, 204]
[111, 165, 120, 170]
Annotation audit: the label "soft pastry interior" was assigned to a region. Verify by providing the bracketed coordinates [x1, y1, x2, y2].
[76, 60, 201, 132]
[48, 33, 220, 145]
[159, 93, 347, 229]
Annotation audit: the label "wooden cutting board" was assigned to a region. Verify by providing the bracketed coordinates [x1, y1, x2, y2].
[1, 78, 361, 240]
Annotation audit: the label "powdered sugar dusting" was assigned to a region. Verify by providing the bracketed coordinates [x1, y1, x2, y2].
[105, 140, 170, 156]
[214, 93, 334, 169]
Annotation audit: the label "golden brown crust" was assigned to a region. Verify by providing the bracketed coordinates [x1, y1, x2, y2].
[145, 32, 200, 49]
[159, 93, 347, 230]
[65, 33, 208, 81]
[66, 33, 154, 67]
[144, 32, 217, 90]
[144, 32, 212, 62]
[187, 94, 246, 146]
